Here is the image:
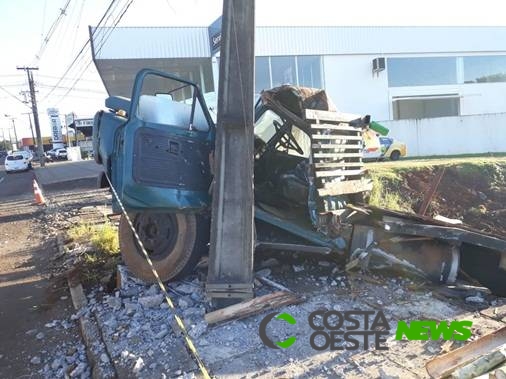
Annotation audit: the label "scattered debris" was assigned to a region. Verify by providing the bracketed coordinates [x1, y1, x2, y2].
[205, 291, 303, 325]
[426, 326, 506, 378]
[449, 345, 506, 379]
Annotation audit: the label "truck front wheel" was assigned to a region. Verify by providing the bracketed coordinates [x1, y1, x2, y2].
[390, 150, 401, 161]
[119, 212, 209, 283]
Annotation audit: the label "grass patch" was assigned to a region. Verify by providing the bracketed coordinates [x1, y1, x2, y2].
[67, 221, 120, 286]
[367, 170, 412, 212]
[68, 221, 119, 255]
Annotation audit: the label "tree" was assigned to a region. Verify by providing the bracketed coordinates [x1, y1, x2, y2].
[0, 140, 12, 151]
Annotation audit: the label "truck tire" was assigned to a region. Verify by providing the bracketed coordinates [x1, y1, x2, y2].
[390, 150, 401, 161]
[119, 212, 209, 283]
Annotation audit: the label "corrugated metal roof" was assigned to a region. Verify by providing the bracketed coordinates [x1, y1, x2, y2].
[91, 26, 506, 60]
[91, 27, 211, 59]
[255, 26, 506, 56]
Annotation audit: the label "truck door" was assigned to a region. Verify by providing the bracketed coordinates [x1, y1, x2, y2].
[119, 69, 215, 212]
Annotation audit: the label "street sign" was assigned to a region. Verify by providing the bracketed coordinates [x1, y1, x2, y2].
[47, 108, 64, 149]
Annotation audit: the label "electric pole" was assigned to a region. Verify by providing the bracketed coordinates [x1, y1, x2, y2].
[17, 67, 45, 167]
[22, 112, 36, 149]
[10, 118, 18, 150]
[4, 115, 19, 150]
[207, 0, 255, 305]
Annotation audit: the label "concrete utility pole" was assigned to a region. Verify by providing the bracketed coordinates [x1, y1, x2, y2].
[22, 112, 36, 148]
[207, 0, 256, 305]
[4, 115, 19, 150]
[17, 67, 45, 167]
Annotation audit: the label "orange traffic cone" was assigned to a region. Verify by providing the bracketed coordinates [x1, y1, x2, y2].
[33, 179, 46, 205]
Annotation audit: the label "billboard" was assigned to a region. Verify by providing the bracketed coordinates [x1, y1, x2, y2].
[47, 108, 64, 148]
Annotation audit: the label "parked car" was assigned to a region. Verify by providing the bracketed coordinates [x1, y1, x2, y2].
[11, 150, 33, 163]
[4, 153, 31, 173]
[362, 129, 407, 161]
[46, 148, 68, 161]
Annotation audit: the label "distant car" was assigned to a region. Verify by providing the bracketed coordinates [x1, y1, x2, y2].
[379, 137, 407, 161]
[362, 130, 407, 161]
[12, 150, 33, 163]
[4, 153, 31, 173]
[46, 148, 68, 161]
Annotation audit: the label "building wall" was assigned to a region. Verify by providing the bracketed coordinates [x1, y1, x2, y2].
[323, 54, 390, 119]
[379, 113, 506, 156]
[322, 54, 506, 121]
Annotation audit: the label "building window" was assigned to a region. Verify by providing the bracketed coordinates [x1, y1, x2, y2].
[392, 95, 460, 120]
[463, 55, 506, 83]
[271, 56, 296, 87]
[255, 57, 271, 94]
[388, 57, 457, 87]
[297, 56, 322, 88]
[255, 55, 323, 94]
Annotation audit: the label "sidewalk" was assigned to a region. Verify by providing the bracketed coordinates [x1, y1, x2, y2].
[34, 160, 102, 186]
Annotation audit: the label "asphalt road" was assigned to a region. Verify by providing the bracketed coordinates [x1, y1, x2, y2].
[0, 160, 103, 202]
[0, 165, 34, 200]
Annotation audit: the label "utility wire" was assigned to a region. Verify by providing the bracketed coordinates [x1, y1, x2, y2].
[33, 0, 73, 63]
[71, 0, 86, 55]
[41, 0, 118, 102]
[0, 86, 31, 108]
[54, 0, 135, 105]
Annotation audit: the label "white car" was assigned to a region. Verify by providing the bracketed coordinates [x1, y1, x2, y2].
[11, 150, 33, 162]
[4, 153, 31, 173]
[47, 148, 68, 161]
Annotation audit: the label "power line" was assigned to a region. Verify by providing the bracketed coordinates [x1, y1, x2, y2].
[54, 0, 136, 105]
[33, 0, 73, 63]
[71, 0, 86, 54]
[0, 85, 30, 108]
[37, 83, 105, 94]
[41, 0, 118, 102]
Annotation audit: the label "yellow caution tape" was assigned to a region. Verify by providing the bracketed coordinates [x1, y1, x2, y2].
[104, 175, 212, 379]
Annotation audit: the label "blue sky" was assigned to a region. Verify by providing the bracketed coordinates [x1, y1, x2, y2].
[0, 0, 505, 138]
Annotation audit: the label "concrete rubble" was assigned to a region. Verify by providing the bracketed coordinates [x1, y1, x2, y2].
[36, 189, 506, 378]
[68, 259, 505, 378]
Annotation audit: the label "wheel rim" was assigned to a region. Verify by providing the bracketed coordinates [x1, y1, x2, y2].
[132, 213, 179, 260]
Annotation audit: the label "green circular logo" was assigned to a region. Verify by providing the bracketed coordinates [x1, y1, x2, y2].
[259, 312, 297, 349]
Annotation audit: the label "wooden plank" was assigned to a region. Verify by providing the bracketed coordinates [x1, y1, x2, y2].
[315, 169, 365, 178]
[310, 123, 361, 132]
[317, 179, 373, 196]
[448, 346, 506, 379]
[311, 134, 363, 141]
[312, 143, 362, 149]
[204, 291, 303, 324]
[305, 108, 361, 123]
[426, 326, 506, 379]
[480, 304, 506, 322]
[314, 162, 364, 168]
[314, 152, 363, 159]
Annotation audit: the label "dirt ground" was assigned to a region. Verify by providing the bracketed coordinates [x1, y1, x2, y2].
[1, 158, 506, 378]
[0, 197, 87, 378]
[369, 161, 506, 238]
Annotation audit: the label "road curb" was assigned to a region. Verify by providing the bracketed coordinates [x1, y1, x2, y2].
[55, 234, 118, 379]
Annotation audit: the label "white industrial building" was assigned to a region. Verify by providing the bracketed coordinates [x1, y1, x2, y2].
[91, 23, 506, 156]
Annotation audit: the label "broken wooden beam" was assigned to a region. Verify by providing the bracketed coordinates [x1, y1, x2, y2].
[449, 345, 506, 379]
[255, 275, 293, 293]
[426, 326, 506, 378]
[490, 362, 506, 379]
[204, 291, 303, 325]
[418, 167, 445, 216]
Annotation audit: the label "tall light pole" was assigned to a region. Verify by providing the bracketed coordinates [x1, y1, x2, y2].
[17, 66, 45, 167]
[4, 115, 19, 150]
[22, 112, 36, 149]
